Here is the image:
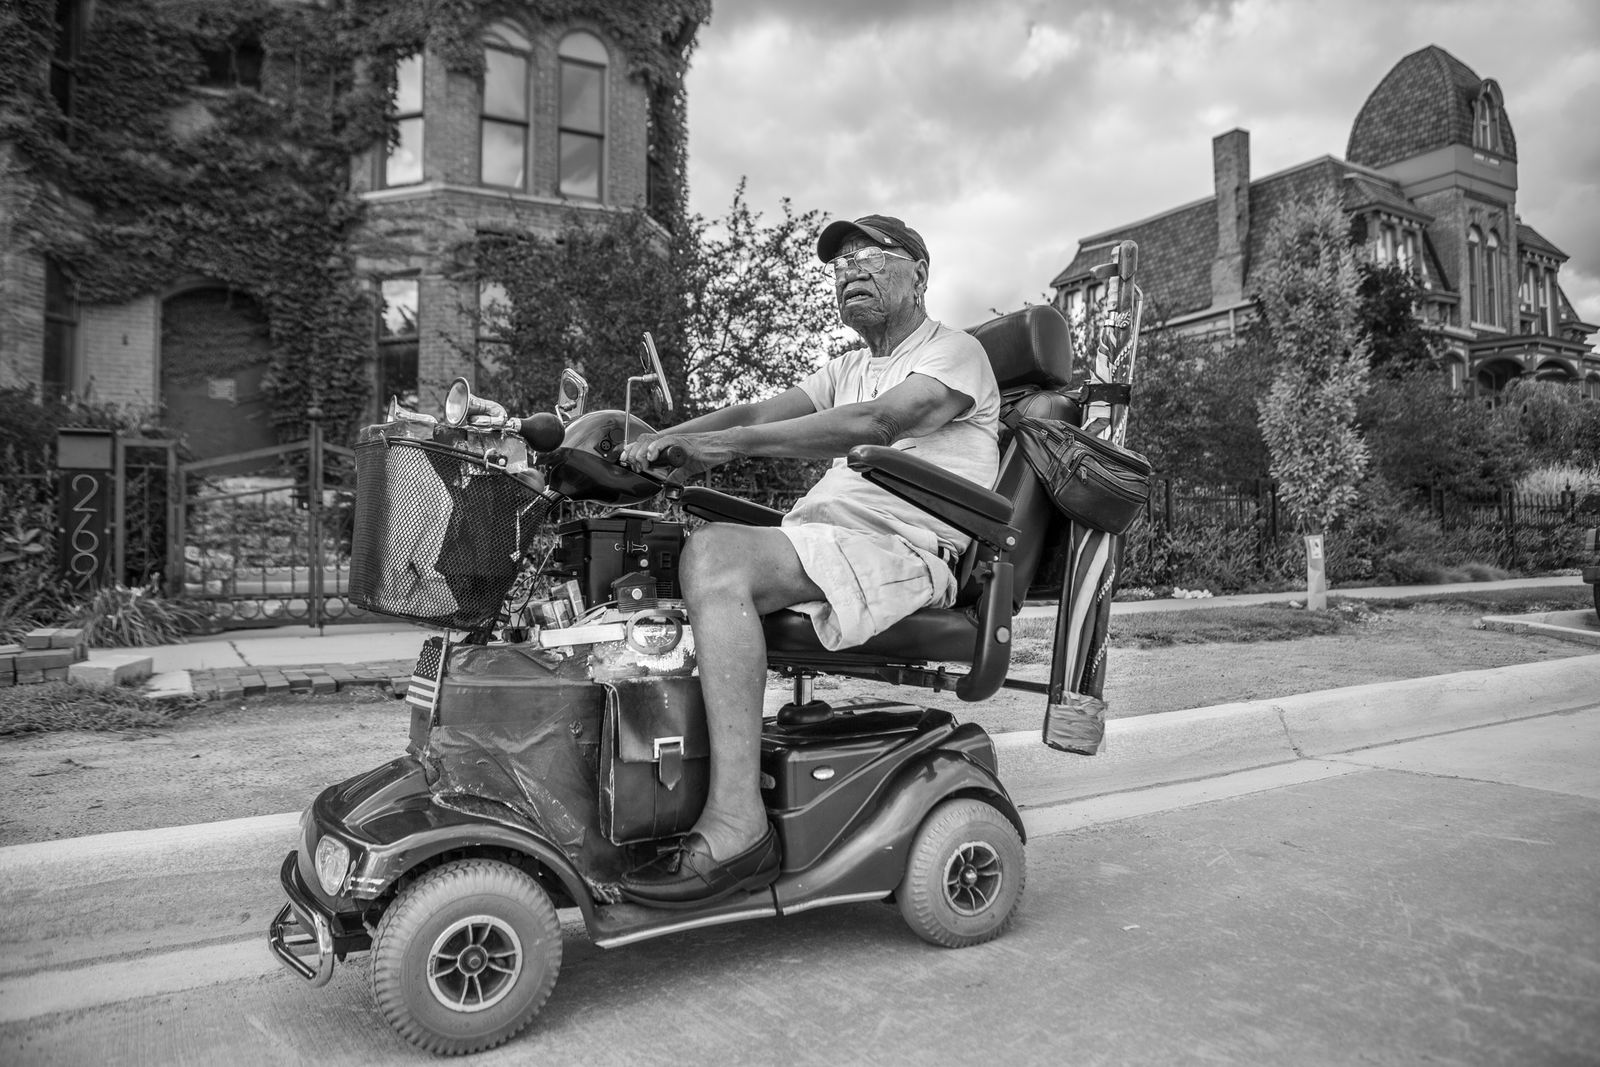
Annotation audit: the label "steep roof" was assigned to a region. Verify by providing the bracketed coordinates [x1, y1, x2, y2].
[1050, 195, 1216, 316]
[1347, 45, 1517, 168]
[1051, 158, 1416, 319]
[1517, 221, 1567, 261]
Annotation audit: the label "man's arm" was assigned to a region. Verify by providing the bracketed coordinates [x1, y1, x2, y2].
[618, 386, 815, 468]
[631, 373, 972, 469]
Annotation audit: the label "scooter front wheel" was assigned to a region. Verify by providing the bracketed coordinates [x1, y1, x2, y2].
[898, 798, 1025, 948]
[371, 858, 562, 1055]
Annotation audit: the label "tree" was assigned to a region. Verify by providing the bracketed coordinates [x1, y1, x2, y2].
[456, 182, 848, 430]
[678, 181, 851, 414]
[1255, 190, 1372, 532]
[462, 209, 688, 422]
[1359, 370, 1526, 497]
[1126, 314, 1274, 485]
[1357, 261, 1437, 377]
[1491, 378, 1600, 471]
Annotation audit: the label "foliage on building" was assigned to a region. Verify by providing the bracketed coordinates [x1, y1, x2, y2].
[0, 0, 710, 449]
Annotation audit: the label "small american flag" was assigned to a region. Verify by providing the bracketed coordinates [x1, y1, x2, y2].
[406, 636, 447, 716]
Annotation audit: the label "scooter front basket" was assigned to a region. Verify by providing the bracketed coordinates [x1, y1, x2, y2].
[348, 436, 551, 630]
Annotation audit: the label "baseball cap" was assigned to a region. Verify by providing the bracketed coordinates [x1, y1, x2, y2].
[816, 215, 930, 267]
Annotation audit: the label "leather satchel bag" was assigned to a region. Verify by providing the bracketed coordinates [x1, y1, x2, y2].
[1003, 412, 1153, 535]
[599, 677, 710, 844]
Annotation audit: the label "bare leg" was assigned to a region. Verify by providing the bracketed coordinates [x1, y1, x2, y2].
[679, 523, 823, 861]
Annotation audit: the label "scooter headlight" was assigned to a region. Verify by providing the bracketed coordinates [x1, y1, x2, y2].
[314, 835, 352, 897]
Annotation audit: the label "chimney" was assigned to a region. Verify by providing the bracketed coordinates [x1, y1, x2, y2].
[1211, 128, 1250, 307]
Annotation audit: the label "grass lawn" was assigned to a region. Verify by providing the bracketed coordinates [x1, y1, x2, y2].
[0, 683, 204, 737]
[1014, 584, 1594, 650]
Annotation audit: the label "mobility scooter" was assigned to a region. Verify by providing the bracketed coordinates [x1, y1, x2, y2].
[268, 304, 1094, 1054]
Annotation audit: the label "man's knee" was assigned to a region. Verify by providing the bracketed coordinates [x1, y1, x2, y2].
[680, 524, 817, 608]
[680, 524, 757, 599]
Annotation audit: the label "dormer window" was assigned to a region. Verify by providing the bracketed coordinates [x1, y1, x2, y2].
[1473, 81, 1503, 153]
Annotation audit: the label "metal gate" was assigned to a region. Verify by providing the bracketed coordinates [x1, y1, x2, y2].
[170, 423, 366, 629]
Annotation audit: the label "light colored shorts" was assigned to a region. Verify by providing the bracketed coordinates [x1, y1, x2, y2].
[776, 523, 957, 651]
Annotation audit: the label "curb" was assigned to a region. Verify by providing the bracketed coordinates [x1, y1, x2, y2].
[6, 653, 1597, 878]
[994, 652, 1600, 808]
[1480, 610, 1600, 648]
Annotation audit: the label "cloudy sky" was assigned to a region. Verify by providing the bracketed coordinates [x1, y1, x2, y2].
[683, 0, 1600, 332]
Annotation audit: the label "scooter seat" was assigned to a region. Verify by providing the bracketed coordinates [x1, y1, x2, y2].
[763, 605, 978, 664]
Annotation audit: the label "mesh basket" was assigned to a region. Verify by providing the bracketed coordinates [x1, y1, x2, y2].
[348, 436, 552, 630]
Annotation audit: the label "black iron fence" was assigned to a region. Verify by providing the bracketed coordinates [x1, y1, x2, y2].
[1121, 476, 1595, 590]
[173, 424, 361, 629]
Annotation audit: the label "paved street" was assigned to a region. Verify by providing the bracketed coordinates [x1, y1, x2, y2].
[1, 700, 1596, 1066]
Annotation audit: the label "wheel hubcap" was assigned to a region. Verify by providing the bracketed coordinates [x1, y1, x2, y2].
[426, 915, 523, 1013]
[943, 841, 1002, 916]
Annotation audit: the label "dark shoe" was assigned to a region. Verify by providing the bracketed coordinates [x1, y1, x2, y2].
[618, 828, 780, 909]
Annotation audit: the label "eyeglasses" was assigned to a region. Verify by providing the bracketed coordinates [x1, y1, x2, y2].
[827, 246, 913, 279]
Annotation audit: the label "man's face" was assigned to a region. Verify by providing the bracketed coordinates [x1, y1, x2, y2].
[833, 235, 925, 332]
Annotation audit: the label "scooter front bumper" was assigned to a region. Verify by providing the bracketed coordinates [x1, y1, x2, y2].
[268, 851, 338, 987]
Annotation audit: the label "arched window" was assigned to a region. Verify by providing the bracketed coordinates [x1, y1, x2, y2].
[1484, 229, 1502, 327]
[1467, 226, 1483, 324]
[480, 21, 530, 189]
[558, 32, 608, 200]
[1473, 83, 1503, 153]
[383, 53, 424, 187]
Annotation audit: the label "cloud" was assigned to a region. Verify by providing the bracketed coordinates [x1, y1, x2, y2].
[687, 0, 1600, 332]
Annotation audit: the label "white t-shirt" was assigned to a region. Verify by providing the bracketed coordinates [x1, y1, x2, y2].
[783, 318, 1000, 556]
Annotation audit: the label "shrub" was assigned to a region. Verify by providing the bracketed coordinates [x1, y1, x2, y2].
[1517, 461, 1600, 496]
[1360, 371, 1526, 498]
[68, 584, 209, 647]
[1493, 379, 1600, 468]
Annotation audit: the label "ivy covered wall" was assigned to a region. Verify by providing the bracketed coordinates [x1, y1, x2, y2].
[0, 0, 709, 446]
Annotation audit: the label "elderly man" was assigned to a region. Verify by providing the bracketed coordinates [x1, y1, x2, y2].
[616, 215, 1000, 907]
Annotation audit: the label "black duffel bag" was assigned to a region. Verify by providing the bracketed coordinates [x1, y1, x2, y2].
[1004, 412, 1153, 535]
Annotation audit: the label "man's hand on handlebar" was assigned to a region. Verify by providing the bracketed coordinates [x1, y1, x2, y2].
[619, 431, 731, 476]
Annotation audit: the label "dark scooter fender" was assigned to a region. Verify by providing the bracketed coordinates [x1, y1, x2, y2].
[771, 736, 1023, 915]
[310, 757, 599, 927]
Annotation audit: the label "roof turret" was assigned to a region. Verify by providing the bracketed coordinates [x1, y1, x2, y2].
[1347, 45, 1516, 168]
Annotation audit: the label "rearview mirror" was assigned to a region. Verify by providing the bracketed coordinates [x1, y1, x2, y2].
[556, 369, 589, 425]
[639, 333, 673, 413]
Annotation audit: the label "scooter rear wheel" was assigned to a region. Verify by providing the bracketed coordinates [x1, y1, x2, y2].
[371, 858, 562, 1055]
[898, 798, 1025, 948]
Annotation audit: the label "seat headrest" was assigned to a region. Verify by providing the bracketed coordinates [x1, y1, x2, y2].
[966, 305, 1074, 391]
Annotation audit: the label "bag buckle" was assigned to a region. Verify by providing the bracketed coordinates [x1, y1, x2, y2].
[654, 735, 684, 790]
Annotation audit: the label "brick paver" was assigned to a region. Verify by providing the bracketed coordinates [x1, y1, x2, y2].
[188, 659, 413, 701]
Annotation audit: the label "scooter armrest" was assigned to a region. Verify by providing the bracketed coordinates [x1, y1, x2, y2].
[678, 486, 784, 527]
[846, 445, 1018, 552]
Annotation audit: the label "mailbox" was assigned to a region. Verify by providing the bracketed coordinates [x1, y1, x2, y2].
[57, 428, 116, 593]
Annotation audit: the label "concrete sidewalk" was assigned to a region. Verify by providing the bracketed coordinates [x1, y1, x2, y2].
[94, 573, 1591, 692]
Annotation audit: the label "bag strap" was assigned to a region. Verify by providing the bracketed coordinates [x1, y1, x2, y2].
[1073, 382, 1132, 408]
